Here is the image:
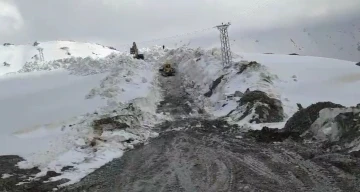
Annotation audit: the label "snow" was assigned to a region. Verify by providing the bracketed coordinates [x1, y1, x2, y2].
[174, 47, 360, 129]
[0, 41, 118, 75]
[1, 173, 13, 179]
[1, 41, 360, 187]
[0, 42, 165, 187]
[310, 107, 360, 141]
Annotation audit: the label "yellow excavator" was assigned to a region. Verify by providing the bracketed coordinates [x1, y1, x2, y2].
[159, 61, 176, 76]
[130, 42, 144, 60]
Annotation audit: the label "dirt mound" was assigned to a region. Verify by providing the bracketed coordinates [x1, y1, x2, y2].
[228, 90, 284, 123]
[246, 126, 301, 143]
[284, 102, 344, 134]
[247, 102, 346, 143]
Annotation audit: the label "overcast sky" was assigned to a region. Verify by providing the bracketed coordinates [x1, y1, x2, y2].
[1, 0, 360, 61]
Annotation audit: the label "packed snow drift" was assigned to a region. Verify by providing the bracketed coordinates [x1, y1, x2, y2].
[0, 41, 166, 186]
[0, 41, 118, 75]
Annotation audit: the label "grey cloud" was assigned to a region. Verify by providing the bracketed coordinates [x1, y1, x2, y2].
[1, 0, 360, 61]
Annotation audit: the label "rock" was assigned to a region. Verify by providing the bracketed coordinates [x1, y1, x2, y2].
[237, 61, 261, 74]
[45, 171, 61, 178]
[296, 103, 303, 110]
[92, 115, 131, 135]
[289, 53, 299, 55]
[0, 155, 69, 191]
[204, 75, 224, 97]
[107, 46, 117, 50]
[355, 62, 360, 66]
[284, 102, 344, 134]
[303, 106, 360, 153]
[60, 47, 69, 50]
[333, 111, 360, 144]
[228, 90, 284, 123]
[246, 126, 301, 143]
[61, 166, 74, 172]
[234, 91, 243, 97]
[350, 150, 360, 158]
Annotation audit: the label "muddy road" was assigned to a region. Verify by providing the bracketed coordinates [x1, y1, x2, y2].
[1, 69, 358, 192]
[60, 72, 360, 192]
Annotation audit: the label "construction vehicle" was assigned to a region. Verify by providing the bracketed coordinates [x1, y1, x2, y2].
[159, 62, 176, 76]
[130, 42, 144, 60]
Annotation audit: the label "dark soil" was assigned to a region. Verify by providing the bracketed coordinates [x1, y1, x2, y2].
[284, 101, 345, 134]
[59, 70, 360, 192]
[228, 90, 284, 123]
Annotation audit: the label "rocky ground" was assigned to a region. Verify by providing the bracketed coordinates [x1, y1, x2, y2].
[1, 67, 360, 192]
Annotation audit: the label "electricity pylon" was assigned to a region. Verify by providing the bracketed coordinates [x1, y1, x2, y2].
[215, 22, 232, 67]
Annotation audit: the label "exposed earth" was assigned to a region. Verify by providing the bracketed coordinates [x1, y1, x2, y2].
[1, 65, 360, 192]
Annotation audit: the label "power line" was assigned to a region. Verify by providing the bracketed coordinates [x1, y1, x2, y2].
[116, 0, 277, 48]
[117, 27, 215, 48]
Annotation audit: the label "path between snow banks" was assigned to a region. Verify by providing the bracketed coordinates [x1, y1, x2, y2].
[60, 51, 360, 192]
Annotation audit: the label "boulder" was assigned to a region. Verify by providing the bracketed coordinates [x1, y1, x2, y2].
[234, 91, 243, 97]
[228, 90, 284, 123]
[334, 111, 360, 144]
[246, 126, 300, 143]
[284, 102, 344, 134]
[204, 75, 224, 97]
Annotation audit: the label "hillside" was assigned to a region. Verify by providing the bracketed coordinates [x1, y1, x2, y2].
[0, 41, 118, 75]
[0, 43, 359, 191]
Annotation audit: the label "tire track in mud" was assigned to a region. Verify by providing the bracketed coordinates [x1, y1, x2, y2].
[61, 70, 360, 192]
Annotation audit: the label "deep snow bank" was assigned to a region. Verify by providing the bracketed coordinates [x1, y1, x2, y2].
[0, 41, 118, 75]
[164, 47, 360, 127]
[0, 48, 166, 186]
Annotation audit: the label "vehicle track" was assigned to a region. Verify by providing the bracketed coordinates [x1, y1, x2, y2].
[61, 71, 360, 192]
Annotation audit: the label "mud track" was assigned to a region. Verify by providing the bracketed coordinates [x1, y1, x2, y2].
[1, 69, 359, 192]
[60, 71, 360, 192]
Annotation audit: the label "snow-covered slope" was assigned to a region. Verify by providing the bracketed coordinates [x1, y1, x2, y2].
[0, 44, 166, 186]
[164, 47, 360, 125]
[1, 43, 359, 188]
[0, 41, 118, 75]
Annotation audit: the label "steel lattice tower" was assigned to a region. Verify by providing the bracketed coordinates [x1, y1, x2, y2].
[37, 48, 44, 61]
[215, 22, 232, 66]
